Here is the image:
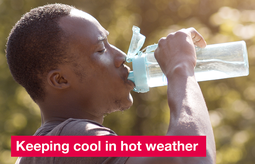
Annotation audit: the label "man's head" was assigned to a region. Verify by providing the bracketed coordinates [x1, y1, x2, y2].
[6, 4, 74, 101]
[6, 4, 134, 119]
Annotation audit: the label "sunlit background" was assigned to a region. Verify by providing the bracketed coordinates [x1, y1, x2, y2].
[1, 0, 255, 163]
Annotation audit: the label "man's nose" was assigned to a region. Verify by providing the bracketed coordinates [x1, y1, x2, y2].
[111, 45, 127, 68]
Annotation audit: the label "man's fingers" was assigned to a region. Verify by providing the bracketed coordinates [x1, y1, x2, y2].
[187, 27, 207, 48]
[156, 27, 206, 53]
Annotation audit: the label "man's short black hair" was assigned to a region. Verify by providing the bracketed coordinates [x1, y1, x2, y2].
[6, 3, 74, 101]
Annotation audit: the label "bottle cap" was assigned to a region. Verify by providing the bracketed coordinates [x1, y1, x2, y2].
[127, 26, 149, 93]
[126, 26, 146, 63]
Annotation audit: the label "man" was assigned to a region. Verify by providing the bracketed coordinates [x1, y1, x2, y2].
[6, 3, 216, 164]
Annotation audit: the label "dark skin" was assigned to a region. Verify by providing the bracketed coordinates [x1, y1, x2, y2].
[126, 29, 216, 164]
[37, 10, 134, 124]
[36, 9, 216, 164]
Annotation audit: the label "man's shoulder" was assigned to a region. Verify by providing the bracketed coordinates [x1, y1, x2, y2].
[53, 118, 117, 136]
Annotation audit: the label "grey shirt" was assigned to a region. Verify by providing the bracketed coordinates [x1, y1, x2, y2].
[15, 118, 129, 164]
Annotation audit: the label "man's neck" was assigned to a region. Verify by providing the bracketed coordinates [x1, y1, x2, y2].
[38, 103, 104, 125]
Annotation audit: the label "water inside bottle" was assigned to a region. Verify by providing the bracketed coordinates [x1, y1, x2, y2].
[145, 48, 248, 87]
[195, 60, 248, 81]
[146, 52, 167, 87]
[146, 63, 167, 87]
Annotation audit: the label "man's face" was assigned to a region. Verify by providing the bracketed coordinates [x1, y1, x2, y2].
[58, 9, 134, 116]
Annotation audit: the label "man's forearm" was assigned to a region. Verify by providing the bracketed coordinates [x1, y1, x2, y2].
[126, 28, 216, 164]
[166, 63, 216, 163]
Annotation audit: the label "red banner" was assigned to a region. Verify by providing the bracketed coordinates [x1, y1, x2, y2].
[11, 136, 206, 157]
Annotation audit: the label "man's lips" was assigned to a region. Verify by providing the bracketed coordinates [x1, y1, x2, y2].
[127, 78, 135, 89]
[124, 65, 135, 89]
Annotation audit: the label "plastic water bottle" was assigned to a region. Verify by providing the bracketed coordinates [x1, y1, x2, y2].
[127, 26, 249, 93]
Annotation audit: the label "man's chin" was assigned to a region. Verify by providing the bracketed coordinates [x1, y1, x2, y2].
[127, 93, 133, 107]
[129, 92, 133, 102]
[105, 94, 133, 114]
[120, 94, 133, 111]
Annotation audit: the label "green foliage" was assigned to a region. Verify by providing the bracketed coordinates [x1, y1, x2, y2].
[1, 0, 255, 163]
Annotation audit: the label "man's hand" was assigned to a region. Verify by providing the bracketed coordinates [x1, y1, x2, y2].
[154, 27, 206, 79]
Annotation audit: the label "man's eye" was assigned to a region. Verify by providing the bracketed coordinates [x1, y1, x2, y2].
[98, 49, 106, 53]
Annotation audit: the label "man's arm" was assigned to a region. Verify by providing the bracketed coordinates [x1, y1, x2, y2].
[126, 28, 216, 164]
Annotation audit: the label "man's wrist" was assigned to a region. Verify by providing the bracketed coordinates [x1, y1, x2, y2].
[165, 61, 195, 81]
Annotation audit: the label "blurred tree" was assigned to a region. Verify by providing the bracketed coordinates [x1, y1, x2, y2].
[1, 0, 255, 163]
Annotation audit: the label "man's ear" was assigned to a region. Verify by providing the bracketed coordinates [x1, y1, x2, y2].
[47, 70, 70, 89]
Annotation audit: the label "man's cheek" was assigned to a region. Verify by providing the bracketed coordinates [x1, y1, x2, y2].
[97, 55, 112, 66]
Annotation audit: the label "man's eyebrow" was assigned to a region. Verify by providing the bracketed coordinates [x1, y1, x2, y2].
[97, 31, 109, 42]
